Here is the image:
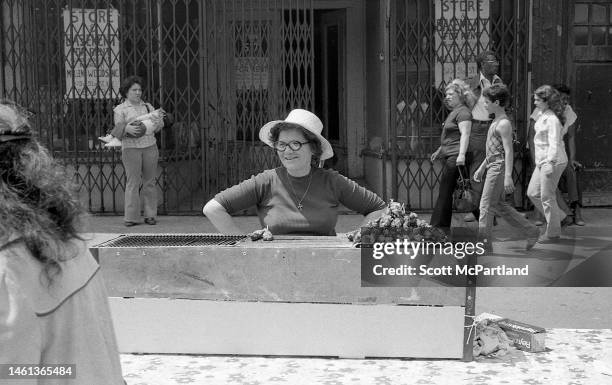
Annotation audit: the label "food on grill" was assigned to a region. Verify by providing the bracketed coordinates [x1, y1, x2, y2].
[249, 226, 274, 241]
[249, 228, 266, 241]
[262, 228, 274, 241]
[346, 199, 447, 244]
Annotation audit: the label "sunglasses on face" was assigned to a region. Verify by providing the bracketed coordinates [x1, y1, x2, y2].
[274, 140, 310, 151]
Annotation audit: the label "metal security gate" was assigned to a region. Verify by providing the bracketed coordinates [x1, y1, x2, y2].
[389, 0, 530, 210]
[0, 0, 313, 213]
[203, 0, 314, 199]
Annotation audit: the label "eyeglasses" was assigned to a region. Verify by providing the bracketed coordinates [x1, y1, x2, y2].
[274, 140, 310, 151]
[483, 60, 499, 65]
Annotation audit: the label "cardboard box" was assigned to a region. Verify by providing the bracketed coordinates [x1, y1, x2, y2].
[495, 318, 546, 352]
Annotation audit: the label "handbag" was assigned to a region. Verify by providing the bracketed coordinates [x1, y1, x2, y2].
[453, 166, 477, 213]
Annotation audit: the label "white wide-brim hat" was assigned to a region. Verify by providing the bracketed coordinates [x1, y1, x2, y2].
[259, 109, 334, 161]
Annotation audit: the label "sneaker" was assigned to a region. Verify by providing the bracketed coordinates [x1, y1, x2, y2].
[124, 221, 138, 227]
[104, 137, 122, 148]
[98, 134, 114, 143]
[144, 217, 156, 225]
[537, 235, 561, 244]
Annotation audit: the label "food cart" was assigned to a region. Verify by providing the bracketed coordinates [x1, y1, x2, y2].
[91, 233, 476, 360]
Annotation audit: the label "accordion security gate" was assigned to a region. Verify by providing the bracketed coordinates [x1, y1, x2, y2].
[0, 0, 313, 213]
[389, 0, 530, 209]
[2, 0, 529, 212]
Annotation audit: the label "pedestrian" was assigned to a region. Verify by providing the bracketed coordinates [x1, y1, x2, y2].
[527, 85, 569, 243]
[429, 79, 475, 234]
[472, 84, 540, 251]
[0, 102, 124, 384]
[464, 50, 504, 223]
[110, 75, 163, 226]
[528, 84, 581, 226]
[203, 109, 387, 235]
[552, 84, 585, 226]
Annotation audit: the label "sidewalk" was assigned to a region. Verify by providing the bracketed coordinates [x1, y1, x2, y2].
[120, 328, 612, 385]
[85, 209, 612, 384]
[84, 208, 612, 328]
[84, 208, 612, 239]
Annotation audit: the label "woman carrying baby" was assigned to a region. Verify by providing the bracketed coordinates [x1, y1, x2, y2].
[111, 75, 163, 226]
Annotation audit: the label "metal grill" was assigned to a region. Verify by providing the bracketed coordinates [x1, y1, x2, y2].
[389, 0, 530, 209]
[94, 234, 247, 248]
[1, 0, 313, 214]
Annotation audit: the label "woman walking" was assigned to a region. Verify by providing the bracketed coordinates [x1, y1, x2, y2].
[429, 79, 476, 234]
[527, 85, 568, 242]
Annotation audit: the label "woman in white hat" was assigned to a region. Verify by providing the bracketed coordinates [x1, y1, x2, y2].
[203, 109, 386, 235]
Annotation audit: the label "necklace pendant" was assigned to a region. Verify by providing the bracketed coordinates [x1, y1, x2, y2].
[297, 203, 303, 210]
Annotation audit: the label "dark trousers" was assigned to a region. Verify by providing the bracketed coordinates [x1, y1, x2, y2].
[431, 155, 461, 229]
[559, 163, 583, 207]
[467, 121, 490, 218]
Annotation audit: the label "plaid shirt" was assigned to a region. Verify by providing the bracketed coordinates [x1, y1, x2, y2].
[113, 100, 159, 148]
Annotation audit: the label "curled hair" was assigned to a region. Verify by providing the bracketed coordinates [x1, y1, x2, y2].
[535, 85, 566, 125]
[475, 50, 498, 70]
[483, 83, 511, 108]
[119, 75, 144, 99]
[268, 122, 323, 166]
[552, 83, 571, 96]
[0, 138, 85, 281]
[446, 79, 477, 109]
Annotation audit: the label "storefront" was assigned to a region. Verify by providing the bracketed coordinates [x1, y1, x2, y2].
[363, 0, 529, 209]
[531, 0, 612, 206]
[4, 0, 604, 214]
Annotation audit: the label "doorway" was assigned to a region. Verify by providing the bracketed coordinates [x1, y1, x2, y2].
[570, 1, 612, 204]
[314, 9, 346, 174]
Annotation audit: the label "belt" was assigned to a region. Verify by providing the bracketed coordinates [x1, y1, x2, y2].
[472, 119, 492, 124]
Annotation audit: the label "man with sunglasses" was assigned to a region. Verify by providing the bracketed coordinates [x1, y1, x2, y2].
[464, 50, 505, 223]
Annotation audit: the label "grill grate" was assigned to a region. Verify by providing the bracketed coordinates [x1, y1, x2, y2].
[93, 234, 247, 248]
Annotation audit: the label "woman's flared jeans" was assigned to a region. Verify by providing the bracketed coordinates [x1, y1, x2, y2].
[122, 145, 159, 222]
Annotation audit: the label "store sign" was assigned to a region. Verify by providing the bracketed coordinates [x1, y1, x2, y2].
[235, 32, 270, 90]
[235, 57, 270, 90]
[63, 8, 120, 98]
[434, 0, 490, 84]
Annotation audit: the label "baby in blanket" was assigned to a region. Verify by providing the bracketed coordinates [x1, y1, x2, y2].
[99, 108, 166, 148]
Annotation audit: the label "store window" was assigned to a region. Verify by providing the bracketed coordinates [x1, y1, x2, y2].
[574, 2, 612, 46]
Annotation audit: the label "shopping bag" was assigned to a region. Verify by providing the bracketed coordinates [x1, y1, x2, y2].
[453, 166, 477, 212]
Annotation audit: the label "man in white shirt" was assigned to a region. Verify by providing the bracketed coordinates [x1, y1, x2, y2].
[464, 51, 504, 222]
